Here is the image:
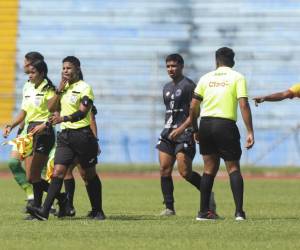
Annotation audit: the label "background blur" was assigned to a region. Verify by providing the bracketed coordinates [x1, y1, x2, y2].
[1, 0, 300, 166]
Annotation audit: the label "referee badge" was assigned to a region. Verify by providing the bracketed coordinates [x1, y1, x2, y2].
[70, 94, 78, 104]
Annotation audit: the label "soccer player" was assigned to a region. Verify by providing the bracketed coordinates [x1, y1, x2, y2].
[3, 59, 65, 219]
[185, 47, 254, 220]
[27, 56, 105, 220]
[6, 52, 44, 209]
[156, 54, 216, 216]
[253, 83, 300, 104]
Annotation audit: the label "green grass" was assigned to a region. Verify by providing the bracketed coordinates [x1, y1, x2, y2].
[1, 176, 300, 250]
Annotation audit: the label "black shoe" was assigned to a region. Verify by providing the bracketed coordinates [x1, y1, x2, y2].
[235, 211, 246, 221]
[57, 193, 68, 218]
[24, 199, 35, 214]
[65, 206, 76, 217]
[93, 211, 106, 221]
[27, 206, 48, 221]
[86, 210, 106, 220]
[196, 210, 218, 221]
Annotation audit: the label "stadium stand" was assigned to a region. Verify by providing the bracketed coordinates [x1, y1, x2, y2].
[0, 0, 18, 125]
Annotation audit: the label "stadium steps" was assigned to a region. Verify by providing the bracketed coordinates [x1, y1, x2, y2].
[0, 0, 18, 126]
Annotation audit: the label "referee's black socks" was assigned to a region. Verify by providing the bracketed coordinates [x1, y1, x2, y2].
[200, 173, 215, 213]
[32, 181, 44, 207]
[86, 175, 103, 212]
[161, 176, 174, 211]
[185, 171, 201, 191]
[64, 178, 75, 208]
[43, 177, 64, 213]
[229, 170, 244, 213]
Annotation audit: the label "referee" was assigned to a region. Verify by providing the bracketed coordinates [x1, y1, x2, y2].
[188, 47, 254, 220]
[28, 56, 105, 220]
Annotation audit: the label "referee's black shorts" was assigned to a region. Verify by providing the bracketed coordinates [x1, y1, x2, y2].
[198, 117, 242, 161]
[27, 122, 55, 156]
[54, 126, 98, 168]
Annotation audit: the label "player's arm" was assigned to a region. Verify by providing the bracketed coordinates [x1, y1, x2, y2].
[90, 106, 98, 139]
[239, 97, 254, 149]
[253, 90, 293, 106]
[49, 96, 92, 125]
[3, 110, 26, 138]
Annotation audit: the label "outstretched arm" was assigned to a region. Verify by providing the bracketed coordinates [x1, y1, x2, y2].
[3, 110, 26, 138]
[253, 90, 293, 106]
[239, 97, 254, 149]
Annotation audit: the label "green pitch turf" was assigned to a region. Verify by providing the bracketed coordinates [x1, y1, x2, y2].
[0, 176, 300, 250]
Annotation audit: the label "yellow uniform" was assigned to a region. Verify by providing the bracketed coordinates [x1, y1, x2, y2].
[21, 80, 54, 122]
[194, 66, 248, 121]
[289, 83, 300, 98]
[60, 80, 94, 130]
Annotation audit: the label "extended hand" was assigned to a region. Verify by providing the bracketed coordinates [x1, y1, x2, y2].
[252, 96, 265, 107]
[30, 123, 47, 135]
[2, 125, 12, 138]
[245, 132, 254, 149]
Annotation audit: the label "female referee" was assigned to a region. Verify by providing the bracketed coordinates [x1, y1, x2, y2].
[3, 59, 66, 218]
[28, 56, 105, 220]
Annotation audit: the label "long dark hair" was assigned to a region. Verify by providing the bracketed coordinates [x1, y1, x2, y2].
[25, 51, 44, 62]
[62, 56, 83, 80]
[30, 60, 55, 91]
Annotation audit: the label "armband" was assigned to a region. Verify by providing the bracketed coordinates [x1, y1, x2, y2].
[67, 110, 87, 123]
[81, 96, 93, 107]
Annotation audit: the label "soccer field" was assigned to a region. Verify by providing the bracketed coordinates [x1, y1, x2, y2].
[1, 176, 300, 250]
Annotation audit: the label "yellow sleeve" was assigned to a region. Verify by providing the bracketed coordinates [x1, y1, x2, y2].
[81, 85, 94, 101]
[194, 77, 204, 99]
[289, 83, 300, 97]
[236, 76, 248, 99]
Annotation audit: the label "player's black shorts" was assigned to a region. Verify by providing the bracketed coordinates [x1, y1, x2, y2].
[156, 129, 196, 160]
[198, 117, 242, 161]
[27, 122, 55, 156]
[54, 126, 98, 168]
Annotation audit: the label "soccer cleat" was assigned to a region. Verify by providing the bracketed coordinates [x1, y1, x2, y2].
[235, 211, 246, 221]
[86, 210, 105, 220]
[196, 210, 217, 221]
[93, 211, 106, 221]
[159, 208, 176, 216]
[65, 206, 76, 217]
[27, 206, 48, 221]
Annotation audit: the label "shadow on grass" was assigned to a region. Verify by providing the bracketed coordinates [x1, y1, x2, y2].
[56, 214, 160, 221]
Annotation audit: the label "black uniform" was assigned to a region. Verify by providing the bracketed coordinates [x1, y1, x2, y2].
[156, 77, 196, 159]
